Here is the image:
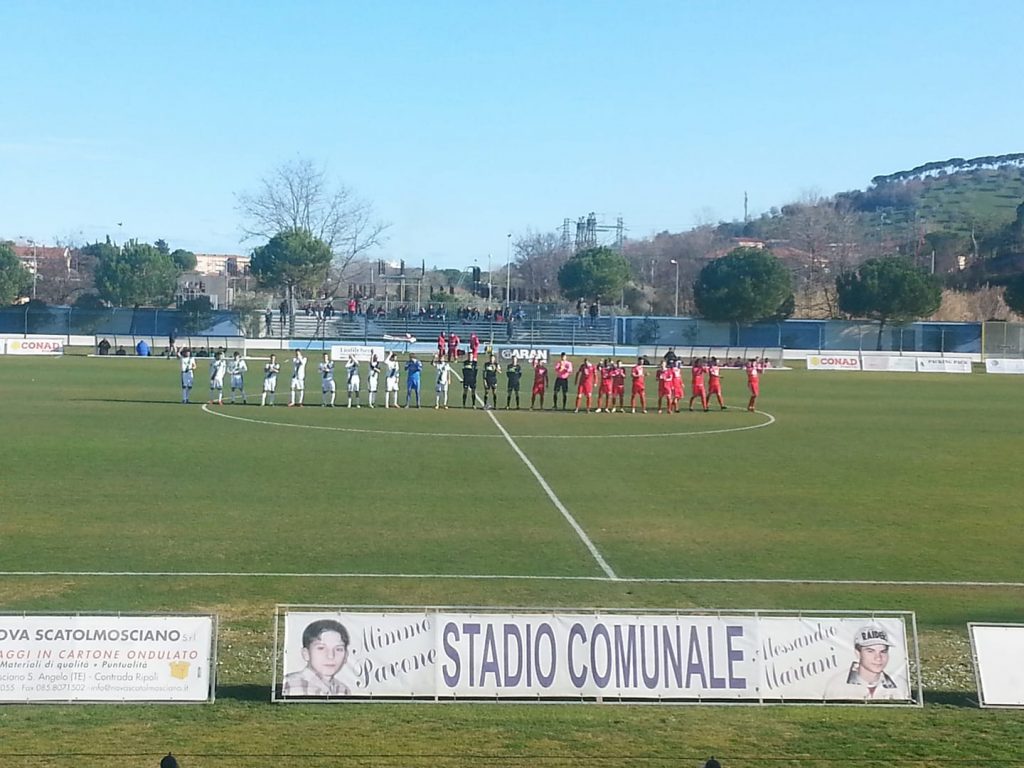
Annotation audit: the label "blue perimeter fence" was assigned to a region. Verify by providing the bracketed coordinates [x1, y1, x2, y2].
[2, 307, 1022, 356]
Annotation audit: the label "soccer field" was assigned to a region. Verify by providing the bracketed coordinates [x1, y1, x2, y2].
[1, 352, 1022, 767]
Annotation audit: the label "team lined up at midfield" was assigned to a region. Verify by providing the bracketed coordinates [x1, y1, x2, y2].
[177, 347, 766, 413]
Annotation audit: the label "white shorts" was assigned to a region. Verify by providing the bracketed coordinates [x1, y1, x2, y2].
[322, 379, 336, 393]
[230, 374, 244, 390]
[291, 377, 304, 391]
[347, 376, 360, 393]
[386, 377, 399, 392]
[211, 376, 224, 391]
[181, 372, 194, 388]
[368, 373, 379, 392]
[264, 376, 277, 393]
[436, 382, 449, 393]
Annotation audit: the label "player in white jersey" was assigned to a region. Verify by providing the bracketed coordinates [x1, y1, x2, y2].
[228, 351, 248, 404]
[384, 352, 400, 408]
[289, 351, 307, 407]
[345, 355, 361, 408]
[261, 354, 280, 406]
[434, 358, 451, 409]
[179, 348, 196, 404]
[319, 353, 336, 407]
[366, 354, 381, 408]
[208, 351, 227, 405]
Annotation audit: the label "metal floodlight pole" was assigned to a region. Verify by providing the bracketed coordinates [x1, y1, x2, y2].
[670, 259, 679, 316]
[505, 233, 512, 306]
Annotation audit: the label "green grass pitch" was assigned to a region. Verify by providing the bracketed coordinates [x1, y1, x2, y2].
[0, 351, 1022, 767]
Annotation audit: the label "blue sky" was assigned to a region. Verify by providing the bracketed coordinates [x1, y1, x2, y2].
[1, 0, 1022, 267]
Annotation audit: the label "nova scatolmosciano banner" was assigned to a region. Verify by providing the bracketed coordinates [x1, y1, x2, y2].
[0, 614, 216, 703]
[274, 608, 919, 704]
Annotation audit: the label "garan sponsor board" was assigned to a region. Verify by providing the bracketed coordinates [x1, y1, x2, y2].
[0, 615, 216, 702]
[4, 338, 64, 355]
[806, 355, 861, 371]
[330, 345, 385, 362]
[916, 356, 973, 374]
[861, 355, 918, 372]
[984, 358, 1024, 374]
[275, 609, 917, 704]
[498, 347, 550, 362]
[969, 623, 1024, 707]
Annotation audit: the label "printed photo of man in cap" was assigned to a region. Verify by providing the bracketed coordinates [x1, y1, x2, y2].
[823, 622, 908, 701]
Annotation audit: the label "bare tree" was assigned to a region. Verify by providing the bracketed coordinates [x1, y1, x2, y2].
[513, 230, 569, 301]
[236, 158, 388, 292]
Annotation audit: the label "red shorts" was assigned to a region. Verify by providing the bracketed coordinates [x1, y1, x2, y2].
[578, 382, 594, 395]
[532, 382, 546, 395]
[658, 385, 671, 398]
[691, 385, 705, 396]
[600, 381, 613, 395]
[613, 384, 625, 396]
[709, 381, 722, 394]
[748, 381, 760, 396]
[673, 383, 684, 398]
[632, 383, 645, 395]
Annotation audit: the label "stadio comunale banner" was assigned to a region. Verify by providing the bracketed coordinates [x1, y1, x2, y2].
[273, 606, 922, 705]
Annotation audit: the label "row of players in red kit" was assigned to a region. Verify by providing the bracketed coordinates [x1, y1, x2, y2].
[437, 331, 481, 362]
[527, 354, 765, 414]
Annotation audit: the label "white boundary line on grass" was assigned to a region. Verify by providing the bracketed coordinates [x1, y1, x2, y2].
[0, 570, 1020, 588]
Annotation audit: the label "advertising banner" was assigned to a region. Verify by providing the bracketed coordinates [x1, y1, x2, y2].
[806, 355, 861, 371]
[4, 338, 65, 356]
[0, 614, 215, 702]
[984, 358, 1024, 375]
[916, 356, 972, 373]
[861, 355, 917, 372]
[330, 345, 386, 363]
[498, 347, 550, 363]
[969, 623, 1024, 707]
[276, 609, 915, 704]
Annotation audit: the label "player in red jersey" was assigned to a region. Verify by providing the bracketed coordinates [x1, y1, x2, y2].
[596, 358, 615, 412]
[553, 352, 573, 410]
[468, 332, 480, 361]
[530, 358, 549, 409]
[448, 332, 460, 362]
[689, 357, 709, 412]
[707, 356, 727, 410]
[437, 332, 447, 362]
[671, 361, 684, 412]
[656, 361, 675, 413]
[629, 357, 647, 413]
[574, 358, 596, 413]
[611, 360, 626, 412]
[746, 358, 763, 412]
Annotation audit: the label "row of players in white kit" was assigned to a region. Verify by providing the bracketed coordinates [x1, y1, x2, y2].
[179, 349, 421, 408]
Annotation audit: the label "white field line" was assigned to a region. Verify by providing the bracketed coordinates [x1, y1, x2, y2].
[0, 570, 1020, 588]
[200, 403, 499, 438]
[453, 367, 619, 580]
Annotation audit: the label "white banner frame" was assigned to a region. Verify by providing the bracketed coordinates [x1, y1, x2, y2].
[3, 338, 65, 356]
[272, 605, 922, 707]
[984, 358, 1024, 374]
[969, 622, 1024, 708]
[0, 612, 217, 704]
[806, 355, 861, 371]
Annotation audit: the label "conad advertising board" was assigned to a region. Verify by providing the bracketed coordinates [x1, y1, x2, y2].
[969, 623, 1024, 707]
[806, 355, 861, 371]
[4, 338, 65, 356]
[915, 356, 973, 374]
[274, 608, 918, 704]
[861, 355, 918, 372]
[0, 614, 216, 702]
[984, 358, 1024, 375]
[330, 345, 386, 363]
